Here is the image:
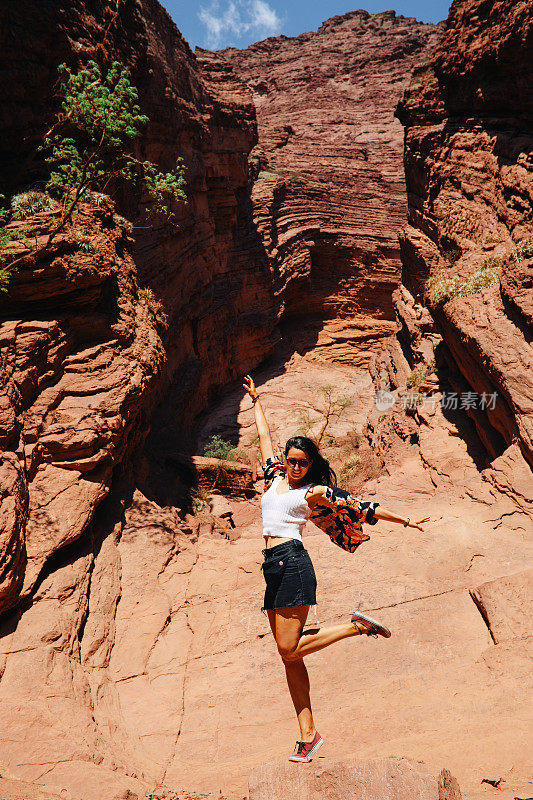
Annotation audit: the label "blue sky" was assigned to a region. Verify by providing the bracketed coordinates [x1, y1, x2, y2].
[160, 1, 452, 51]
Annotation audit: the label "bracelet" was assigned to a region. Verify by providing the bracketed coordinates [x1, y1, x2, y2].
[251, 395, 259, 404]
[404, 518, 410, 527]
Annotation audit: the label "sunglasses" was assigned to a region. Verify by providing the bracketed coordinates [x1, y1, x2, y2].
[287, 457, 310, 468]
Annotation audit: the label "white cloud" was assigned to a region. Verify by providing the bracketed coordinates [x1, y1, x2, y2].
[198, 0, 283, 49]
[250, 0, 280, 30]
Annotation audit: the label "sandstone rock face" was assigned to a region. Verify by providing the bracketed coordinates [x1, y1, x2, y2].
[362, 4, 533, 798]
[0, 205, 166, 610]
[0, 0, 276, 613]
[388, 0, 533, 471]
[0, 0, 276, 455]
[470, 568, 533, 644]
[221, 12, 441, 364]
[249, 758, 462, 800]
[0, 2, 442, 632]
[0, 3, 532, 800]
[2, 344, 530, 800]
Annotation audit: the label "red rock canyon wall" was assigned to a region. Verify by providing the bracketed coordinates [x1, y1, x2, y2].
[0, 0, 440, 613]
[378, 0, 533, 473]
[0, 0, 276, 612]
[222, 11, 441, 363]
[6, 3, 532, 800]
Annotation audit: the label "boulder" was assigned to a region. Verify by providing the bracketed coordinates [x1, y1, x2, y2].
[249, 757, 462, 800]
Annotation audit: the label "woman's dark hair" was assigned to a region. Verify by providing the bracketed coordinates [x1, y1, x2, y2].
[284, 436, 337, 487]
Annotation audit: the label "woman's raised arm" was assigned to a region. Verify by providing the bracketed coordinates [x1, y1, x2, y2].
[243, 375, 274, 464]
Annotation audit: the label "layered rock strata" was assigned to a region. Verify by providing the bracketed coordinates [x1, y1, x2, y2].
[0, 0, 275, 454]
[0, 204, 167, 609]
[0, 2, 444, 617]
[364, 5, 533, 794]
[378, 0, 533, 472]
[221, 12, 441, 363]
[2, 2, 532, 800]
[0, 0, 276, 614]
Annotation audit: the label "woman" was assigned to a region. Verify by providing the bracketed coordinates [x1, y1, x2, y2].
[243, 374, 429, 763]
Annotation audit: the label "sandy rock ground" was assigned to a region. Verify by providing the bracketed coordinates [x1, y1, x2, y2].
[249, 758, 463, 800]
[1, 352, 531, 800]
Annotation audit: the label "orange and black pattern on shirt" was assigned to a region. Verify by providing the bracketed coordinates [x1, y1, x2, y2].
[263, 457, 379, 554]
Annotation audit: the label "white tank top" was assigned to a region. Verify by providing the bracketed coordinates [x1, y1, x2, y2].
[261, 476, 313, 542]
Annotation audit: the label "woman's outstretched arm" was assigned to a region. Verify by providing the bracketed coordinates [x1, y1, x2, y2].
[305, 486, 429, 532]
[243, 375, 274, 464]
[374, 507, 429, 531]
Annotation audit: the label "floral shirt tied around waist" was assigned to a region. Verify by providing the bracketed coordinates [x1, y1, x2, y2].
[263, 457, 379, 554]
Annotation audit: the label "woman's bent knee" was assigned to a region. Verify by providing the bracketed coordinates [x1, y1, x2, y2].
[278, 645, 300, 663]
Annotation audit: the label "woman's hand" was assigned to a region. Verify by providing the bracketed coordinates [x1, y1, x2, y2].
[304, 485, 327, 509]
[408, 517, 430, 532]
[374, 507, 430, 531]
[243, 374, 258, 400]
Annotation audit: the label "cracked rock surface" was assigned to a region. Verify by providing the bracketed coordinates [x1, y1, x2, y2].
[0, 1, 532, 799]
[0, 348, 531, 800]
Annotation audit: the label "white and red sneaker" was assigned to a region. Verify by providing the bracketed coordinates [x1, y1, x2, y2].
[351, 611, 391, 638]
[289, 731, 323, 762]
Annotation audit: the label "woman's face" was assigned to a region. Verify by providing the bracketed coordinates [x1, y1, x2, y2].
[285, 447, 312, 483]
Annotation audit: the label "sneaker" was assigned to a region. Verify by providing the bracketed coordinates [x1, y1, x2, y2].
[351, 611, 391, 638]
[289, 731, 323, 762]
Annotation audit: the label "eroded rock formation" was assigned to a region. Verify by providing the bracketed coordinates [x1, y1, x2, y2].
[0, 0, 276, 614]
[362, 2, 533, 797]
[0, 0, 276, 453]
[221, 12, 441, 363]
[0, 204, 165, 610]
[0, 1, 532, 800]
[377, 0, 533, 472]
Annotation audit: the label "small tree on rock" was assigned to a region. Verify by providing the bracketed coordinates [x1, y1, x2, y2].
[0, 60, 187, 291]
[294, 384, 352, 446]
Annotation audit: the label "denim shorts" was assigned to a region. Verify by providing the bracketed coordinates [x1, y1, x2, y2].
[261, 539, 317, 612]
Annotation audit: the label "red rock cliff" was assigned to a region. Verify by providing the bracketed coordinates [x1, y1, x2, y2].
[0, 0, 276, 611]
[0, 4, 531, 800]
[0, 3, 442, 612]
[221, 11, 441, 363]
[378, 0, 533, 472]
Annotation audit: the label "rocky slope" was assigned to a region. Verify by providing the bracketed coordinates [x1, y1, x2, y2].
[221, 11, 441, 364]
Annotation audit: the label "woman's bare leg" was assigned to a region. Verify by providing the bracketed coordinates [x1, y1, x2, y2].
[267, 606, 363, 741]
[284, 659, 315, 741]
[267, 607, 316, 741]
[272, 606, 362, 661]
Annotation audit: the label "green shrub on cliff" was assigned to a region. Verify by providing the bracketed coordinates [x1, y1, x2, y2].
[0, 265, 11, 292]
[203, 435, 248, 463]
[0, 223, 40, 292]
[460, 256, 502, 295]
[41, 60, 187, 223]
[406, 361, 434, 389]
[0, 60, 187, 293]
[511, 238, 533, 263]
[203, 435, 236, 461]
[10, 190, 56, 219]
